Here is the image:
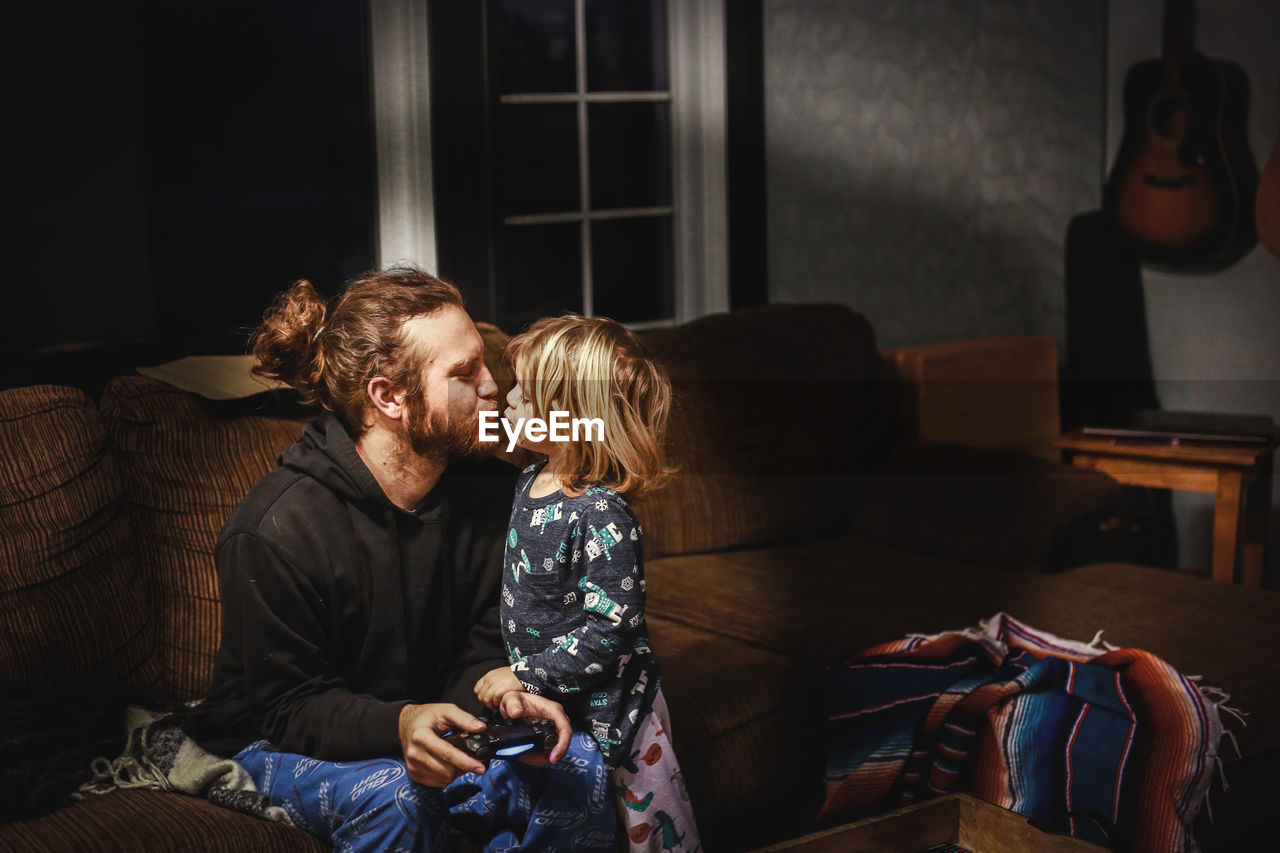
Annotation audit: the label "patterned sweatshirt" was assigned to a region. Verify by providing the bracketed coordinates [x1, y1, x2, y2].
[499, 461, 658, 768]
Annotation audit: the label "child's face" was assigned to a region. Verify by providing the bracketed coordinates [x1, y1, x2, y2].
[504, 382, 546, 451]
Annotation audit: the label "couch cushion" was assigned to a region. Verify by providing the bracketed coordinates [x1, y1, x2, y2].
[0, 788, 326, 852]
[633, 303, 890, 557]
[0, 385, 158, 688]
[645, 616, 825, 851]
[645, 540, 1280, 763]
[99, 378, 311, 700]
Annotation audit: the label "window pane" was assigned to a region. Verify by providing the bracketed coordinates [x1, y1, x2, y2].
[498, 222, 583, 332]
[495, 104, 580, 216]
[591, 216, 673, 323]
[588, 102, 671, 210]
[492, 0, 576, 94]
[586, 0, 668, 92]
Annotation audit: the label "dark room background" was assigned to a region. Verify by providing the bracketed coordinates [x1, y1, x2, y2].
[10, 0, 377, 377]
[761, 0, 1278, 580]
[7, 0, 1279, 581]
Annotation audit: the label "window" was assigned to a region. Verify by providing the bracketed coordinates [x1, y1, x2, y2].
[371, 0, 727, 332]
[491, 0, 673, 330]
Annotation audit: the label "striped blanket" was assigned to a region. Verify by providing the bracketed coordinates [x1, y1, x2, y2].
[819, 614, 1235, 852]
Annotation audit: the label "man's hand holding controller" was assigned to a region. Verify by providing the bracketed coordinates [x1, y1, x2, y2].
[398, 693, 573, 787]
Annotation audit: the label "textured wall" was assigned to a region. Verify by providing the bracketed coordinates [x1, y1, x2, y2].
[1108, 0, 1280, 583]
[763, 0, 1105, 349]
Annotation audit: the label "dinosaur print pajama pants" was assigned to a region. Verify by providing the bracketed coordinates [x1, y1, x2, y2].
[612, 691, 701, 852]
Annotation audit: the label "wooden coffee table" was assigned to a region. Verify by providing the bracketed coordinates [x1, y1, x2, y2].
[1055, 429, 1278, 587]
[753, 794, 1104, 852]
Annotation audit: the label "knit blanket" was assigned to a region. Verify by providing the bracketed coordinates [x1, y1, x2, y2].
[819, 613, 1240, 852]
[79, 706, 290, 824]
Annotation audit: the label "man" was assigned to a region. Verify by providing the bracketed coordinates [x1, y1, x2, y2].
[185, 268, 617, 851]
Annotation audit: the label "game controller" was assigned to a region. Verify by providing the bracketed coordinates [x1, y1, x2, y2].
[444, 718, 559, 761]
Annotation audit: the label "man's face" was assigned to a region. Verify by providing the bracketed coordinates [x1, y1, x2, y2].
[397, 306, 499, 462]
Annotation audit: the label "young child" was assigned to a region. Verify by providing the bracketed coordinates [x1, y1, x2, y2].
[474, 315, 700, 852]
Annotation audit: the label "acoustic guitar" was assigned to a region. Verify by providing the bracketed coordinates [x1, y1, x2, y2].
[1258, 88, 1280, 260]
[1104, 0, 1258, 270]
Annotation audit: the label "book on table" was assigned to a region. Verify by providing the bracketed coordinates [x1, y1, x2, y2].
[1081, 410, 1276, 444]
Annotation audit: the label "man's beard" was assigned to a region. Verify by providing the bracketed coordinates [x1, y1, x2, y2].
[401, 391, 491, 464]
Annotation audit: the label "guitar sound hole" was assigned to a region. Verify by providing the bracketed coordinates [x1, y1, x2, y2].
[1150, 97, 1190, 141]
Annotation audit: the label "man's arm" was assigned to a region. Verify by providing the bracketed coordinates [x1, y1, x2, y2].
[218, 531, 408, 759]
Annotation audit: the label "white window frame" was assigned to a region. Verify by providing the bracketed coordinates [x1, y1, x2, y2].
[368, 0, 728, 324]
[369, 0, 437, 273]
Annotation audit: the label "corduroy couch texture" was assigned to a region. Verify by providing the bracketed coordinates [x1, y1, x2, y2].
[2, 303, 1276, 852]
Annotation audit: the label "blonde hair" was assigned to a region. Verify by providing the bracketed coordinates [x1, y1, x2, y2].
[506, 314, 673, 496]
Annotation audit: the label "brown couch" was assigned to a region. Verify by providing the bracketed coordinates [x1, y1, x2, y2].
[2, 303, 1276, 852]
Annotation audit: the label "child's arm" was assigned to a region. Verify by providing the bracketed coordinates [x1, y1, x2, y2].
[514, 501, 646, 697]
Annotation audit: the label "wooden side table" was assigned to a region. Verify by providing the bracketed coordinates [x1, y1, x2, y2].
[1055, 429, 1278, 587]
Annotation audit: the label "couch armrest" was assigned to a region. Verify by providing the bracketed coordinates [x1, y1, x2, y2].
[851, 442, 1125, 572]
[882, 335, 1060, 462]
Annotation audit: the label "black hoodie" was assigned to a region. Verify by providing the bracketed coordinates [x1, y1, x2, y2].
[185, 414, 516, 760]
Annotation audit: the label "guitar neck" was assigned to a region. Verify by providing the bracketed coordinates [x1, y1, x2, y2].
[1160, 0, 1195, 97]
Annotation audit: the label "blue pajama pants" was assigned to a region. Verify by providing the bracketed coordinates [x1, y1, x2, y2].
[233, 732, 618, 853]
